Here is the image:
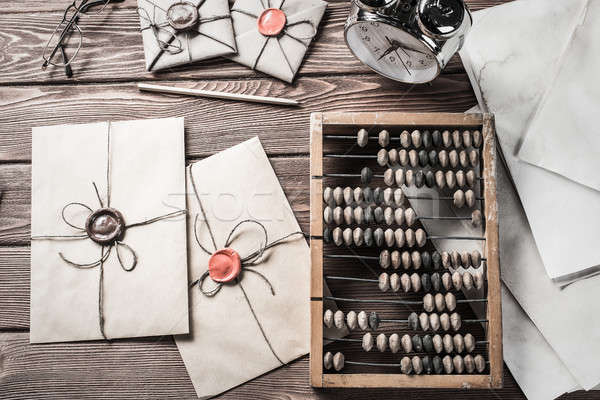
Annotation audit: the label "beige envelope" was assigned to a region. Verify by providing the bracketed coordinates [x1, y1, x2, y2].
[30, 118, 189, 343]
[175, 137, 311, 398]
[227, 0, 327, 83]
[137, 0, 236, 71]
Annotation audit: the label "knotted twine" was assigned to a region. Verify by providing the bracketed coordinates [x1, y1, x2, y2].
[187, 164, 307, 365]
[31, 122, 186, 340]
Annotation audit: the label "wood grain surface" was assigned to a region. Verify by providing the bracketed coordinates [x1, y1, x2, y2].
[0, 0, 592, 398]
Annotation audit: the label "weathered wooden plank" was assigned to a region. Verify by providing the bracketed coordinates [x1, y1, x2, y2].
[0, 1, 508, 84]
[0, 74, 477, 161]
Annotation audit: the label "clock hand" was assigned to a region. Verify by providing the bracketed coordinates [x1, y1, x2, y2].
[377, 46, 396, 61]
[393, 47, 411, 76]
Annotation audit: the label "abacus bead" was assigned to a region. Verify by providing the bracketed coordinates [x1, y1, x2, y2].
[450, 312, 462, 331]
[365, 206, 374, 224]
[377, 333, 388, 352]
[333, 352, 345, 371]
[399, 149, 409, 166]
[405, 170, 414, 186]
[390, 333, 401, 353]
[333, 207, 343, 225]
[412, 251, 422, 270]
[354, 207, 364, 225]
[429, 313, 441, 332]
[369, 311, 380, 330]
[439, 150, 449, 168]
[441, 251, 451, 269]
[388, 148, 399, 165]
[333, 187, 344, 206]
[385, 228, 395, 247]
[324, 352, 333, 370]
[432, 251, 442, 269]
[435, 293, 445, 312]
[416, 229, 427, 247]
[431, 272, 441, 291]
[372, 228, 383, 247]
[364, 228, 373, 247]
[347, 310, 357, 330]
[421, 273, 431, 292]
[471, 209, 482, 227]
[463, 272, 474, 290]
[405, 229, 415, 247]
[401, 357, 413, 374]
[390, 273, 400, 292]
[402, 334, 413, 353]
[466, 170, 475, 187]
[361, 167, 373, 184]
[324, 206, 333, 224]
[411, 273, 422, 292]
[428, 150, 438, 167]
[419, 312, 430, 331]
[442, 130, 451, 148]
[395, 229, 406, 247]
[465, 190, 476, 208]
[332, 227, 343, 246]
[452, 271, 463, 291]
[474, 355, 486, 373]
[358, 311, 369, 330]
[433, 356, 444, 374]
[425, 171, 435, 188]
[395, 168, 405, 186]
[383, 188, 393, 205]
[422, 251, 431, 268]
[472, 250, 482, 267]
[443, 334, 454, 354]
[459, 150, 469, 168]
[469, 149, 479, 167]
[415, 170, 425, 188]
[357, 129, 368, 147]
[409, 150, 418, 168]
[445, 292, 457, 312]
[446, 170, 456, 189]
[440, 313, 450, 331]
[462, 130, 472, 148]
[474, 272, 484, 290]
[391, 251, 401, 269]
[423, 293, 434, 312]
[384, 207, 394, 225]
[354, 187, 364, 203]
[343, 187, 353, 205]
[394, 188, 404, 206]
[353, 228, 364, 246]
[323, 187, 333, 205]
[453, 355, 465, 374]
[464, 333, 476, 353]
[362, 332, 374, 352]
[456, 170, 466, 188]
[423, 356, 433, 374]
[380, 250, 391, 269]
[453, 333, 465, 354]
[452, 130, 462, 148]
[442, 272, 452, 291]
[453, 190, 465, 208]
[432, 130, 442, 147]
[401, 273, 411, 292]
[395, 208, 405, 226]
[364, 187, 373, 203]
[402, 251, 411, 270]
[373, 187, 383, 203]
[449, 150, 459, 168]
[378, 272, 390, 292]
[384, 168, 395, 186]
[334, 310, 345, 329]
[423, 335, 434, 352]
[433, 334, 443, 353]
[400, 130, 410, 148]
[344, 207, 353, 225]
[323, 309, 334, 328]
[412, 356, 424, 375]
[451, 251, 461, 268]
[423, 130, 432, 148]
[408, 312, 419, 330]
[412, 335, 423, 352]
[443, 355, 454, 374]
[323, 227, 331, 243]
[379, 129, 390, 147]
[411, 130, 422, 148]
[461, 251, 471, 268]
[473, 130, 482, 148]
[419, 150, 429, 167]
[464, 354, 475, 373]
[374, 206, 384, 223]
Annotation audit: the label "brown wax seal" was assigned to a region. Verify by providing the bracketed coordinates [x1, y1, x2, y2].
[166, 1, 199, 31]
[85, 208, 126, 245]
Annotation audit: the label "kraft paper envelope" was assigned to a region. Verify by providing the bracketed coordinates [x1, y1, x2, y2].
[175, 137, 311, 399]
[227, 0, 327, 83]
[137, 0, 236, 71]
[30, 118, 189, 343]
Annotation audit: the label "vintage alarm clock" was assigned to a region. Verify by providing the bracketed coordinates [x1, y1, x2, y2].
[344, 0, 472, 83]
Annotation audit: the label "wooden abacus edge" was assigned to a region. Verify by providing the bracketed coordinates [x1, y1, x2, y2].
[309, 112, 503, 389]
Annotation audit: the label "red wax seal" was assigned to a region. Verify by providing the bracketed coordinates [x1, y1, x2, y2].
[208, 248, 242, 283]
[257, 8, 286, 36]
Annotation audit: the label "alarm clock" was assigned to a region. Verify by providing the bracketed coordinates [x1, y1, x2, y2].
[344, 0, 472, 83]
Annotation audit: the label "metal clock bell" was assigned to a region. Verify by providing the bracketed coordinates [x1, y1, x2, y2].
[344, 0, 472, 83]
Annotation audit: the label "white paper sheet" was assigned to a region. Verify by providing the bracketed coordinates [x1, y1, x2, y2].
[518, 0, 600, 192]
[175, 137, 311, 399]
[30, 118, 189, 343]
[459, 0, 600, 283]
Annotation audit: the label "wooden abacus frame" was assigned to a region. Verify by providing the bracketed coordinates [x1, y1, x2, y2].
[309, 112, 502, 389]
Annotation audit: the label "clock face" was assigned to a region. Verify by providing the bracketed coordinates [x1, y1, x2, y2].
[345, 21, 439, 83]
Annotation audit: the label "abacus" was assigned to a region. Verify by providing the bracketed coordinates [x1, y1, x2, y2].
[309, 112, 502, 389]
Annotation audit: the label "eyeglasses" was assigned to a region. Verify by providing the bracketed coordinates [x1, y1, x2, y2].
[42, 0, 125, 77]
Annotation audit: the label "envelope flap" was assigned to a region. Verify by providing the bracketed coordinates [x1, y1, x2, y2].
[283, 0, 327, 28]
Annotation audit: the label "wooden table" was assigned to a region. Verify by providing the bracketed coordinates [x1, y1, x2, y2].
[0, 0, 592, 398]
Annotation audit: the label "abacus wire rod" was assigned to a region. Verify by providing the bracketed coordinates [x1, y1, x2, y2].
[324, 291, 488, 304]
[325, 296, 423, 305]
[324, 253, 488, 262]
[380, 318, 488, 323]
[323, 337, 490, 345]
